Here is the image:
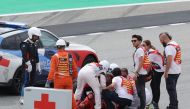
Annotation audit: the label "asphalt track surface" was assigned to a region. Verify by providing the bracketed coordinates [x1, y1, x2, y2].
[59, 23, 190, 109]
[1, 2, 190, 108]
[43, 10, 190, 37]
[0, 21, 190, 109]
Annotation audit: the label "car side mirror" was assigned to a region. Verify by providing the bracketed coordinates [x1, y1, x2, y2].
[66, 41, 70, 47]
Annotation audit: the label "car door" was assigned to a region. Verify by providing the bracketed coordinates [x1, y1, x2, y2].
[38, 30, 58, 76]
[0, 35, 22, 83]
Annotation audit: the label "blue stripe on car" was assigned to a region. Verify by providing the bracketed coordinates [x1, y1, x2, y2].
[1, 49, 22, 57]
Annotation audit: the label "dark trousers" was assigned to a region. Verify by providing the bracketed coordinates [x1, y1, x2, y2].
[30, 63, 36, 86]
[20, 71, 29, 96]
[102, 90, 132, 109]
[150, 70, 163, 103]
[136, 75, 146, 109]
[166, 74, 180, 108]
[20, 64, 36, 96]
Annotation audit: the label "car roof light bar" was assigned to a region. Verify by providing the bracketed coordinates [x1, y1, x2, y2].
[0, 21, 29, 29]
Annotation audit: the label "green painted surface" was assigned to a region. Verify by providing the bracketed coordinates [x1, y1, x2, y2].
[0, 0, 172, 15]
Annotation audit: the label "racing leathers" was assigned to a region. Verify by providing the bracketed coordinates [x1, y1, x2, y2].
[74, 62, 107, 109]
[20, 38, 39, 96]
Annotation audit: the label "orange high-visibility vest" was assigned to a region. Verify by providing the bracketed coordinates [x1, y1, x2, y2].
[141, 47, 151, 70]
[121, 76, 134, 95]
[148, 49, 164, 69]
[55, 53, 73, 76]
[165, 44, 182, 65]
[47, 50, 78, 81]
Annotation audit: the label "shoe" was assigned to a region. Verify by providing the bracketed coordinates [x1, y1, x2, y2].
[166, 106, 178, 109]
[19, 97, 24, 105]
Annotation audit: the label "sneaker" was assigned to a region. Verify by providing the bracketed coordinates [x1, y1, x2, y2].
[19, 97, 24, 105]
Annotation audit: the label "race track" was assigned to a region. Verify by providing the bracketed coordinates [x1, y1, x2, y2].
[0, 1, 190, 109]
[0, 22, 190, 109]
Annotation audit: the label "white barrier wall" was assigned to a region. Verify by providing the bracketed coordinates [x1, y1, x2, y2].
[24, 87, 72, 109]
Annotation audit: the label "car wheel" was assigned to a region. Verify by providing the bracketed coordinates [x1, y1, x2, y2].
[11, 67, 23, 94]
[82, 55, 98, 67]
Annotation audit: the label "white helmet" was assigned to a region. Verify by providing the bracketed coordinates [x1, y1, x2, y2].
[109, 63, 119, 72]
[145, 88, 152, 105]
[28, 27, 41, 39]
[56, 39, 66, 47]
[99, 60, 110, 72]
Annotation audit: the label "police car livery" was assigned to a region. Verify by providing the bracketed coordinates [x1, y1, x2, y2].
[0, 21, 98, 93]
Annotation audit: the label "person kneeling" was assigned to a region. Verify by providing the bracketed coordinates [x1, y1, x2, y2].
[102, 68, 134, 109]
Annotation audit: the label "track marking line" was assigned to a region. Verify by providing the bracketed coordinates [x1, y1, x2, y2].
[143, 26, 160, 29]
[87, 32, 105, 36]
[168, 23, 186, 26]
[61, 36, 77, 39]
[62, 22, 189, 38]
[115, 29, 132, 32]
[0, 0, 189, 17]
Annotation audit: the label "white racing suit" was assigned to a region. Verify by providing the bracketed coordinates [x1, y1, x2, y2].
[74, 63, 106, 109]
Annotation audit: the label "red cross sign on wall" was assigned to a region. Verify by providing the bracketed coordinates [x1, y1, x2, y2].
[34, 93, 56, 109]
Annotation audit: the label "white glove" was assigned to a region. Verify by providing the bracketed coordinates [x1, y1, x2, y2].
[45, 80, 52, 88]
[26, 61, 32, 72]
[36, 63, 41, 73]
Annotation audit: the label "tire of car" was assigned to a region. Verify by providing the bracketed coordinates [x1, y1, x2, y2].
[11, 67, 23, 94]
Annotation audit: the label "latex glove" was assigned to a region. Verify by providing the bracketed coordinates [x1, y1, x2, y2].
[45, 80, 52, 88]
[36, 63, 41, 73]
[26, 61, 32, 72]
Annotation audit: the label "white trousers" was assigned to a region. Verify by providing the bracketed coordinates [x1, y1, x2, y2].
[74, 66, 101, 109]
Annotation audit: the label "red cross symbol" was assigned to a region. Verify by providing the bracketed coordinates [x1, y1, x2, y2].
[34, 94, 56, 109]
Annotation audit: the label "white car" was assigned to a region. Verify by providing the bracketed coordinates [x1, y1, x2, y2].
[0, 21, 99, 93]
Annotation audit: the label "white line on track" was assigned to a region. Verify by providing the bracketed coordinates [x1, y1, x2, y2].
[62, 22, 189, 38]
[61, 36, 77, 39]
[87, 32, 105, 36]
[115, 29, 132, 32]
[168, 23, 186, 26]
[0, 0, 189, 17]
[143, 26, 160, 29]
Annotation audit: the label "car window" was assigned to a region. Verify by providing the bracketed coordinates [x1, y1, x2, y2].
[0, 31, 43, 50]
[19, 31, 28, 42]
[1, 34, 21, 50]
[40, 30, 58, 48]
